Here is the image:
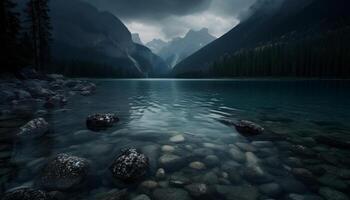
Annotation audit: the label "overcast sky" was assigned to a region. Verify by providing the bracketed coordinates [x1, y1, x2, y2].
[82, 0, 256, 43]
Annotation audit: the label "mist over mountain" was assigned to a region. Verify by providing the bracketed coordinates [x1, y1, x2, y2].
[49, 0, 169, 77]
[145, 39, 168, 54]
[150, 28, 216, 68]
[173, 0, 350, 78]
[132, 33, 143, 45]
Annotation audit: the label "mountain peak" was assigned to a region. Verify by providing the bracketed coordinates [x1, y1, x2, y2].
[185, 28, 211, 38]
[132, 33, 143, 45]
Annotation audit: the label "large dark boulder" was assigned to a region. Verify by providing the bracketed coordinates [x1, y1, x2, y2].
[2, 187, 52, 200]
[86, 113, 119, 131]
[17, 118, 49, 138]
[110, 148, 149, 182]
[38, 154, 90, 190]
[234, 120, 264, 136]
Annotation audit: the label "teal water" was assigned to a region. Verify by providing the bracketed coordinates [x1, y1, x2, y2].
[2, 80, 350, 199]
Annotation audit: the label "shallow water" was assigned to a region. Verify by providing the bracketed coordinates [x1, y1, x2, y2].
[1, 79, 350, 199]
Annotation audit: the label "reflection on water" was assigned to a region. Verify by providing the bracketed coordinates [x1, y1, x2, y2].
[1, 80, 350, 199]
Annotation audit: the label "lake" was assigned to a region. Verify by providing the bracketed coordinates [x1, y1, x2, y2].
[1, 79, 350, 200]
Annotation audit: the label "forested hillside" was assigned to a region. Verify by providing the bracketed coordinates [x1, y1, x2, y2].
[173, 0, 350, 78]
[210, 27, 350, 78]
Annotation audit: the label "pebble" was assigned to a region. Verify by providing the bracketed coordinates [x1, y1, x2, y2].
[236, 142, 257, 152]
[169, 135, 185, 143]
[246, 152, 259, 167]
[169, 174, 190, 187]
[215, 185, 259, 200]
[259, 183, 282, 197]
[202, 171, 219, 185]
[185, 183, 209, 197]
[161, 145, 175, 153]
[140, 180, 158, 190]
[189, 161, 206, 170]
[319, 187, 349, 200]
[204, 155, 220, 167]
[318, 174, 348, 190]
[158, 154, 186, 171]
[156, 168, 166, 180]
[229, 148, 246, 163]
[153, 188, 191, 200]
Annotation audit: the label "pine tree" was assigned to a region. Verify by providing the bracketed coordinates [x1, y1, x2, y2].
[1, 0, 20, 72]
[26, 0, 52, 71]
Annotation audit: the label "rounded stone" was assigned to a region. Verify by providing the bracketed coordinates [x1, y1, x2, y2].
[169, 134, 185, 143]
[140, 180, 158, 190]
[319, 187, 349, 200]
[156, 168, 166, 180]
[234, 120, 264, 136]
[110, 148, 149, 182]
[169, 174, 191, 187]
[189, 161, 206, 170]
[185, 183, 209, 197]
[158, 154, 186, 171]
[161, 145, 175, 153]
[258, 183, 282, 197]
[17, 118, 49, 138]
[2, 188, 51, 200]
[153, 188, 191, 200]
[204, 155, 220, 167]
[38, 154, 90, 190]
[86, 113, 119, 131]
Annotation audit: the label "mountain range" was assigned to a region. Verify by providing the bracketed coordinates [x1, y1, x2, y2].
[146, 28, 216, 68]
[50, 0, 169, 78]
[172, 0, 350, 78]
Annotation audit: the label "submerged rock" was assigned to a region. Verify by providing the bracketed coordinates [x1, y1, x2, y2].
[2, 188, 51, 200]
[258, 183, 282, 197]
[234, 120, 264, 136]
[189, 161, 206, 170]
[17, 118, 49, 138]
[99, 189, 128, 200]
[140, 180, 158, 190]
[158, 154, 186, 172]
[185, 183, 209, 197]
[215, 185, 259, 200]
[319, 187, 349, 200]
[169, 174, 191, 187]
[153, 188, 191, 200]
[204, 155, 220, 167]
[155, 168, 166, 180]
[292, 168, 316, 184]
[38, 153, 90, 190]
[86, 113, 119, 131]
[110, 148, 149, 182]
[169, 134, 185, 143]
[44, 94, 67, 109]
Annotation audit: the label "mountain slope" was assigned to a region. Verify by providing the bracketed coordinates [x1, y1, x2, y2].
[50, 0, 169, 77]
[158, 28, 216, 68]
[173, 0, 350, 77]
[146, 39, 168, 54]
[132, 33, 143, 45]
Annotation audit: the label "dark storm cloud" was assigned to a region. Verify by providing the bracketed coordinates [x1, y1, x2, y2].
[80, 0, 257, 42]
[83, 0, 212, 19]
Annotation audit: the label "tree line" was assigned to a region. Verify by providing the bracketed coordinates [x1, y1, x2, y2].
[1, 0, 51, 74]
[209, 27, 350, 78]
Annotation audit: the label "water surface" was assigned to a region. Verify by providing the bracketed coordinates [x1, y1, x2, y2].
[2, 80, 350, 199]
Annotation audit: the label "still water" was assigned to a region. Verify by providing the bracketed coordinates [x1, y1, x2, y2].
[1, 80, 350, 200]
